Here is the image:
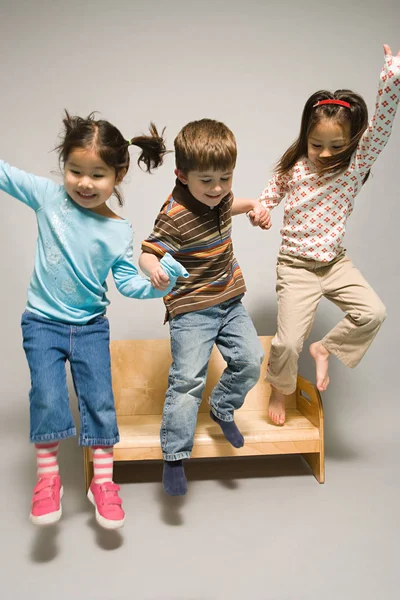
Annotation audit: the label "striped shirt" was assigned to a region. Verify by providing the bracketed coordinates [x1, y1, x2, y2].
[142, 180, 246, 319]
[259, 54, 400, 262]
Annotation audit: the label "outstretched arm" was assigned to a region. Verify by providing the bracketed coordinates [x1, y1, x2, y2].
[355, 44, 400, 176]
[232, 197, 271, 230]
[0, 160, 56, 210]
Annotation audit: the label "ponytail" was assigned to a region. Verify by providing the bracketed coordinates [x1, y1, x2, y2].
[126, 123, 168, 172]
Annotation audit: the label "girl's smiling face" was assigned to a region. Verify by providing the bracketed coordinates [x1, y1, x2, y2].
[64, 148, 124, 214]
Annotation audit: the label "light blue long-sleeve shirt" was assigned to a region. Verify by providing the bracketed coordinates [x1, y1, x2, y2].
[0, 160, 188, 323]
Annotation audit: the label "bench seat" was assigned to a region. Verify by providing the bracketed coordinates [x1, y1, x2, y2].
[83, 336, 324, 489]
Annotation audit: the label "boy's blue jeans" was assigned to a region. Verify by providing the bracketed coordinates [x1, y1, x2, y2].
[161, 296, 264, 460]
[21, 310, 119, 446]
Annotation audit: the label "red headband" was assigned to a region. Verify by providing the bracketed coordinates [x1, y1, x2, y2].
[313, 99, 351, 109]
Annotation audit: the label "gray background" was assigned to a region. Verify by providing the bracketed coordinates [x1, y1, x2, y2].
[0, 1, 398, 599]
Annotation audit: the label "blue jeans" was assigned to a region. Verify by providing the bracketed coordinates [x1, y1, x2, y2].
[161, 297, 264, 460]
[21, 310, 119, 446]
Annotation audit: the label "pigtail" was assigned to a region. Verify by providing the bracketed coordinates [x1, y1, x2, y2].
[61, 110, 98, 138]
[128, 123, 168, 172]
[62, 110, 74, 135]
[56, 110, 98, 167]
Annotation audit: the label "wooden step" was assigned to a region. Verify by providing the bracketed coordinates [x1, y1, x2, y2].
[112, 409, 321, 461]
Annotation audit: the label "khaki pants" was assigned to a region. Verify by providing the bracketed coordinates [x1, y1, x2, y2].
[266, 253, 386, 394]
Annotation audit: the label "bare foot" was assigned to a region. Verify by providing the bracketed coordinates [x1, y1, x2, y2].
[309, 342, 330, 391]
[268, 386, 286, 425]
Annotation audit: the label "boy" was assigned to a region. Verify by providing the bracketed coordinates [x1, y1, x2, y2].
[140, 119, 270, 495]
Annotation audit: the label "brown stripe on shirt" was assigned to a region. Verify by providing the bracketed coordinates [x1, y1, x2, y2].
[142, 179, 246, 320]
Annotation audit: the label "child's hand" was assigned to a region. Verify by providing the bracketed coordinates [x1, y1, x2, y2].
[383, 44, 400, 57]
[248, 202, 271, 230]
[149, 266, 170, 290]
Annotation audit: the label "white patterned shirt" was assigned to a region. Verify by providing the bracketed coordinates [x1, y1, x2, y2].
[259, 55, 400, 262]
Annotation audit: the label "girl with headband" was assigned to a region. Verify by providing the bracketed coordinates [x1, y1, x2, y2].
[254, 44, 400, 425]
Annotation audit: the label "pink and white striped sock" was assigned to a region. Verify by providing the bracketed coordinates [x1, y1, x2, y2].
[35, 442, 60, 479]
[92, 446, 114, 484]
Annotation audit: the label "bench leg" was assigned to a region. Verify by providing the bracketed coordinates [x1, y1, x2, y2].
[83, 448, 93, 493]
[301, 452, 325, 484]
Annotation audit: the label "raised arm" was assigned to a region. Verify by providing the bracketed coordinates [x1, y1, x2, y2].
[355, 45, 400, 176]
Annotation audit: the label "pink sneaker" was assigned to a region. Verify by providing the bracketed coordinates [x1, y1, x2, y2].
[87, 480, 125, 529]
[30, 475, 63, 526]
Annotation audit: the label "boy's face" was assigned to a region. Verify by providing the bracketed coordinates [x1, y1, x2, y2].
[175, 168, 233, 207]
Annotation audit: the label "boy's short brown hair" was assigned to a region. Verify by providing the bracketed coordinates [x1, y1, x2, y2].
[174, 118, 237, 173]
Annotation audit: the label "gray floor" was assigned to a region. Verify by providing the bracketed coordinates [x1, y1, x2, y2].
[1, 415, 397, 600]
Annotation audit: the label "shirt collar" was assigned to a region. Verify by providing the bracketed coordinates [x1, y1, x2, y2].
[171, 179, 231, 215]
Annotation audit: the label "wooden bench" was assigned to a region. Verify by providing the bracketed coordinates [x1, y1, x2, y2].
[83, 336, 324, 490]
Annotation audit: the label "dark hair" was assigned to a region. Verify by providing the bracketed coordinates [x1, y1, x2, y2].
[276, 90, 369, 181]
[57, 111, 167, 205]
[174, 118, 237, 173]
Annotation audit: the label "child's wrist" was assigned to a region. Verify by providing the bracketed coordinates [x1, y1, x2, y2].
[246, 199, 266, 218]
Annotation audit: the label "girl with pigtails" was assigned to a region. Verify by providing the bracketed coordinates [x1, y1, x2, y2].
[0, 112, 187, 528]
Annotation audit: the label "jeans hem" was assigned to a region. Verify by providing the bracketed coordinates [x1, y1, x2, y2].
[30, 427, 76, 443]
[163, 452, 190, 461]
[79, 435, 120, 447]
[210, 407, 234, 422]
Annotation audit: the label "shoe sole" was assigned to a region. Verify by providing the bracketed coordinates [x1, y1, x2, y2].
[29, 486, 64, 526]
[87, 488, 125, 530]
